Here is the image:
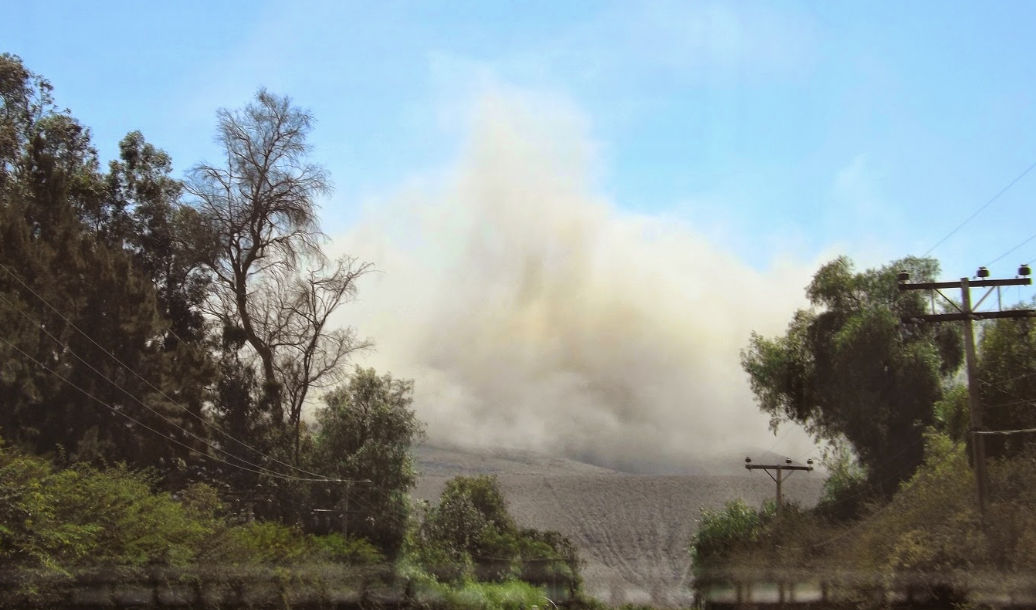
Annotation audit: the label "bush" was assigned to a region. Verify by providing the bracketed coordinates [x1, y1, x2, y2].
[0, 442, 385, 572]
[814, 445, 871, 522]
[690, 499, 768, 571]
[410, 475, 580, 595]
[430, 579, 547, 610]
[310, 533, 385, 565]
[0, 445, 218, 570]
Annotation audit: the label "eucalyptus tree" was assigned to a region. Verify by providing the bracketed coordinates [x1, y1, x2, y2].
[0, 54, 212, 469]
[741, 256, 964, 496]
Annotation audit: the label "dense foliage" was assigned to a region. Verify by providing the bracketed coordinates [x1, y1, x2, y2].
[690, 499, 774, 575]
[311, 367, 424, 556]
[697, 255, 1036, 604]
[977, 312, 1036, 459]
[741, 256, 963, 497]
[0, 440, 383, 571]
[413, 475, 581, 594]
[0, 54, 583, 608]
[0, 53, 214, 470]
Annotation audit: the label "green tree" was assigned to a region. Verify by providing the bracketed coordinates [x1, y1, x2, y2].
[416, 475, 580, 589]
[977, 313, 1036, 458]
[741, 256, 963, 496]
[311, 368, 424, 556]
[421, 475, 513, 561]
[103, 131, 212, 347]
[0, 54, 212, 471]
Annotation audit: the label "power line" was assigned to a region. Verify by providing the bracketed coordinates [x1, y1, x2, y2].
[0, 335, 346, 482]
[0, 293, 292, 479]
[0, 293, 364, 483]
[0, 261, 333, 481]
[985, 397, 1036, 411]
[983, 231, 1036, 268]
[765, 425, 796, 454]
[980, 368, 1036, 387]
[923, 158, 1036, 257]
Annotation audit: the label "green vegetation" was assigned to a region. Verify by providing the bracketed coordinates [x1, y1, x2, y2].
[691, 431, 1036, 601]
[741, 255, 962, 499]
[690, 499, 775, 575]
[412, 475, 580, 592]
[696, 255, 1036, 604]
[311, 367, 424, 557]
[0, 53, 584, 608]
[0, 439, 384, 572]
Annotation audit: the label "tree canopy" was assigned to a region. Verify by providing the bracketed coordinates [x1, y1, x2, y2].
[741, 256, 964, 496]
[977, 312, 1036, 458]
[311, 367, 424, 556]
[0, 53, 213, 469]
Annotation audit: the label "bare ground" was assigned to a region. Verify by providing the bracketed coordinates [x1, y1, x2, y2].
[413, 446, 825, 608]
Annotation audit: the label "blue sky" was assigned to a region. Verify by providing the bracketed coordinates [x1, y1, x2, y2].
[7, 1, 1036, 464]
[6, 1, 1036, 279]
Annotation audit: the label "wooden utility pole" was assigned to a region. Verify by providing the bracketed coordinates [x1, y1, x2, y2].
[898, 265, 1035, 513]
[339, 479, 371, 538]
[744, 457, 813, 517]
[341, 480, 352, 538]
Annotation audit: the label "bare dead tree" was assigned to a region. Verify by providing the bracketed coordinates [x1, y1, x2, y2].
[272, 256, 374, 461]
[185, 89, 371, 456]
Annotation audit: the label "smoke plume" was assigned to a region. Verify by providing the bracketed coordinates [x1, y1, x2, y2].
[333, 86, 819, 473]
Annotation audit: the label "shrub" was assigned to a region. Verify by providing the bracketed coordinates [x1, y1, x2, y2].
[310, 533, 385, 565]
[690, 499, 767, 571]
[0, 445, 217, 569]
[411, 475, 581, 594]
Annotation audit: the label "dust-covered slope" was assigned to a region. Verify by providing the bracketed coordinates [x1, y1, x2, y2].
[413, 445, 824, 607]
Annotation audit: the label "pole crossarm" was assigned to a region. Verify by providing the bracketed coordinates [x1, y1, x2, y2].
[745, 464, 814, 472]
[744, 460, 813, 518]
[899, 278, 1031, 291]
[903, 311, 1036, 323]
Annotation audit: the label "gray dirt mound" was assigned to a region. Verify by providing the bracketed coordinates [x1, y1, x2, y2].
[413, 446, 824, 608]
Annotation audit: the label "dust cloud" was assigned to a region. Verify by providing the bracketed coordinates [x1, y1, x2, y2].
[332, 86, 821, 473]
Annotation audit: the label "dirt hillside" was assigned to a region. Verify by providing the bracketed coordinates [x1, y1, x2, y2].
[413, 445, 824, 607]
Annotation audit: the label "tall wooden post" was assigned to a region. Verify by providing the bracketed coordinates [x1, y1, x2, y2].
[960, 277, 990, 513]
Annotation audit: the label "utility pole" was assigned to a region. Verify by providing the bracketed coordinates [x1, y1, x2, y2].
[341, 480, 351, 538]
[744, 457, 813, 517]
[339, 479, 371, 539]
[898, 264, 1035, 513]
